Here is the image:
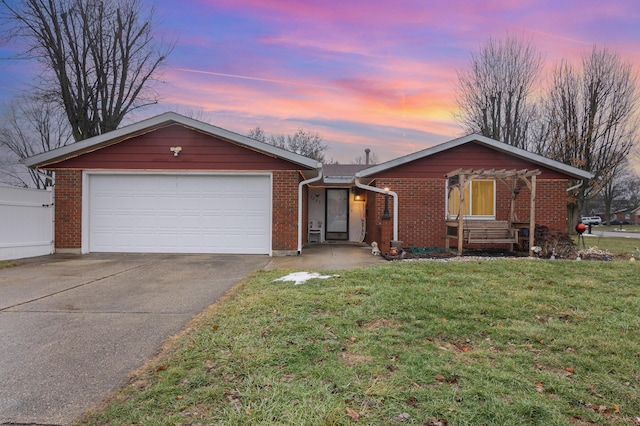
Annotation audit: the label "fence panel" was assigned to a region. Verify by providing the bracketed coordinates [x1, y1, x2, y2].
[0, 186, 54, 261]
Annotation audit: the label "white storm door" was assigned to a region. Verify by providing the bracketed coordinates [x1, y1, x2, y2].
[325, 188, 349, 240]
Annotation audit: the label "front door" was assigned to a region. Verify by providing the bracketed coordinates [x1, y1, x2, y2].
[325, 189, 349, 240]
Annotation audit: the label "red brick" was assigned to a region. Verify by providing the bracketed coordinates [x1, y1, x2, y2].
[53, 170, 82, 249]
[365, 178, 568, 249]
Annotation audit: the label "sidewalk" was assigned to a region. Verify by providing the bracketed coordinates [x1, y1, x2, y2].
[265, 243, 385, 271]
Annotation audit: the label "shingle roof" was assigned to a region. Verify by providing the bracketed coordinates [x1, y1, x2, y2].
[357, 134, 593, 180]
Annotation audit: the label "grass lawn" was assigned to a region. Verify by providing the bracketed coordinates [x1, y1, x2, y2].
[0, 261, 15, 269]
[78, 259, 640, 426]
[576, 235, 640, 257]
[599, 225, 640, 233]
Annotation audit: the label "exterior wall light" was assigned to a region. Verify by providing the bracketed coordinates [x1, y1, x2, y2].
[170, 146, 182, 156]
[382, 187, 390, 218]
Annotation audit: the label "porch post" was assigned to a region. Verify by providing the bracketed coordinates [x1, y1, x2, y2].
[529, 174, 536, 256]
[380, 216, 392, 255]
[457, 175, 465, 255]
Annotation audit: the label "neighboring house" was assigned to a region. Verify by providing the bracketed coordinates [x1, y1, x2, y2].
[633, 207, 640, 224]
[612, 208, 637, 224]
[25, 112, 592, 257]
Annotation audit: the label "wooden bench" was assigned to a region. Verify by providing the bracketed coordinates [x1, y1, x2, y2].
[464, 220, 518, 244]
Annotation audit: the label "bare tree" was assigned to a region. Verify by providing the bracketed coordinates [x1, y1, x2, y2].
[247, 126, 267, 143]
[455, 35, 543, 149]
[542, 47, 639, 229]
[0, 95, 73, 188]
[618, 172, 640, 213]
[1, 0, 173, 141]
[247, 127, 328, 162]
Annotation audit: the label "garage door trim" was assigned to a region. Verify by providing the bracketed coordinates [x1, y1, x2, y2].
[81, 171, 273, 255]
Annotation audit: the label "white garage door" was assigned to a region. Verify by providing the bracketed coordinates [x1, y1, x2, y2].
[88, 174, 271, 254]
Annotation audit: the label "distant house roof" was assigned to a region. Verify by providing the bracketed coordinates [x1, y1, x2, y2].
[25, 112, 321, 170]
[357, 134, 593, 180]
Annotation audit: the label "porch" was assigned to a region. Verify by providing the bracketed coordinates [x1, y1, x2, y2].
[444, 168, 541, 255]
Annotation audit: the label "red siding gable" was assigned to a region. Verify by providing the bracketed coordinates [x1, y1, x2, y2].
[45, 124, 305, 171]
[375, 143, 569, 179]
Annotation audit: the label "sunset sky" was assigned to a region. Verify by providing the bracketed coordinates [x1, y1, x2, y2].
[1, 0, 639, 163]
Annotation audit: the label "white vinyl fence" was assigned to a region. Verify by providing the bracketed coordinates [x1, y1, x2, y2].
[0, 186, 54, 261]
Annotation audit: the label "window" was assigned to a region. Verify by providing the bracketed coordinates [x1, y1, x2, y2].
[447, 180, 495, 219]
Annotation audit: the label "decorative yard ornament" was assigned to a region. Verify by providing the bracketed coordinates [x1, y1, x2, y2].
[575, 223, 587, 250]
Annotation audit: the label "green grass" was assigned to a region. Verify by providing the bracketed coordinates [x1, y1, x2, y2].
[78, 260, 640, 426]
[598, 224, 640, 233]
[0, 261, 16, 269]
[575, 235, 640, 256]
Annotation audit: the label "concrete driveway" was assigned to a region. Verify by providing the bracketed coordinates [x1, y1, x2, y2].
[0, 253, 269, 426]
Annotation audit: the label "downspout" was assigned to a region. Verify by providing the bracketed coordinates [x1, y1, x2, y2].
[298, 165, 323, 254]
[567, 181, 584, 192]
[354, 176, 398, 241]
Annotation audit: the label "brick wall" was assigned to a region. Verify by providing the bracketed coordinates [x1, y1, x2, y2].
[272, 170, 300, 252]
[367, 177, 568, 249]
[370, 178, 448, 248]
[531, 179, 568, 231]
[54, 170, 82, 249]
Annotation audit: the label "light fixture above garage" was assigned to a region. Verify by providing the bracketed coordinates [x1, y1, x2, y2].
[170, 146, 182, 156]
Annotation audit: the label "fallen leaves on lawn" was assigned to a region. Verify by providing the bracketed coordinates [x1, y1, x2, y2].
[434, 373, 458, 384]
[575, 400, 625, 417]
[405, 397, 419, 408]
[534, 363, 575, 377]
[393, 412, 410, 422]
[345, 406, 360, 421]
[338, 352, 374, 366]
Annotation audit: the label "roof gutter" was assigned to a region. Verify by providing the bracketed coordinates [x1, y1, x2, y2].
[354, 176, 398, 241]
[567, 180, 584, 192]
[298, 165, 323, 253]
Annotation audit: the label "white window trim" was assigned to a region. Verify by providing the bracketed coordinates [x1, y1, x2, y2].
[445, 179, 496, 220]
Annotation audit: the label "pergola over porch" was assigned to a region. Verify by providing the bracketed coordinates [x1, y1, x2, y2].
[445, 168, 541, 256]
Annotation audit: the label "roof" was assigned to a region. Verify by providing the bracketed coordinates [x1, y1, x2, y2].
[24, 112, 321, 170]
[356, 134, 594, 180]
[321, 164, 369, 185]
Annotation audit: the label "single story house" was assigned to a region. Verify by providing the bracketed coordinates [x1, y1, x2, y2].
[611, 208, 637, 223]
[25, 112, 592, 256]
[633, 207, 640, 224]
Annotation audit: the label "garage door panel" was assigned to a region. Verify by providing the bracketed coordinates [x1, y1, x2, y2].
[89, 174, 271, 254]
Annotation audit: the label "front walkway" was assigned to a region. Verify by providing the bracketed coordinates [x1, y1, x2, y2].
[265, 243, 385, 271]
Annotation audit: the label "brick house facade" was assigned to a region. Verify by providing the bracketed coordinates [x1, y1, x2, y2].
[357, 135, 592, 253]
[26, 114, 591, 256]
[26, 113, 318, 256]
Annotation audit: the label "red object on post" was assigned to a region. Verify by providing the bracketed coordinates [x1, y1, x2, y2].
[575, 223, 586, 234]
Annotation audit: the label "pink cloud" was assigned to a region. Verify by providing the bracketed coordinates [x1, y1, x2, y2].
[151, 0, 640, 163]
